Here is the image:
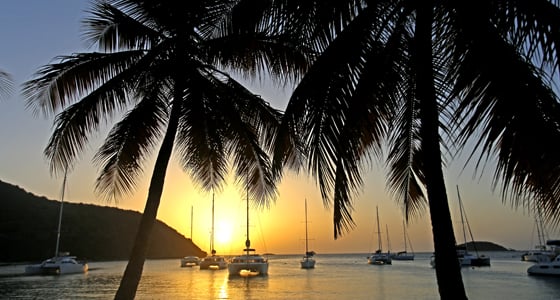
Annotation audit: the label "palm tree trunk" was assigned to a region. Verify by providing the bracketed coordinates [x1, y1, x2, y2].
[114, 92, 183, 300]
[414, 3, 467, 300]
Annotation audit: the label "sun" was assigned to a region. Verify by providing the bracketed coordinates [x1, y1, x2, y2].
[215, 220, 233, 245]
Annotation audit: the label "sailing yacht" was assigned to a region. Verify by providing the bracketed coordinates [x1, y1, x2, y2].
[430, 186, 490, 268]
[227, 185, 268, 276]
[199, 193, 227, 270]
[367, 206, 392, 265]
[181, 206, 200, 267]
[25, 170, 88, 275]
[521, 208, 557, 262]
[300, 198, 316, 269]
[391, 220, 415, 261]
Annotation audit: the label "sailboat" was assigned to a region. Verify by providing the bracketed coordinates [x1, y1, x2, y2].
[430, 186, 490, 267]
[367, 206, 392, 265]
[25, 170, 88, 275]
[300, 198, 316, 269]
[181, 205, 200, 267]
[199, 193, 227, 270]
[391, 220, 415, 261]
[521, 207, 557, 262]
[227, 183, 268, 276]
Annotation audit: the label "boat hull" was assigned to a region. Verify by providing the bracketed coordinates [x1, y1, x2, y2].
[199, 256, 228, 270]
[300, 256, 316, 269]
[25, 256, 88, 275]
[368, 253, 392, 265]
[228, 254, 268, 276]
[527, 255, 560, 276]
[180, 256, 200, 267]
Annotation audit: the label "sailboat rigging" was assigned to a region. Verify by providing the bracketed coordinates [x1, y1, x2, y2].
[367, 206, 392, 265]
[199, 193, 227, 270]
[25, 169, 88, 275]
[181, 205, 200, 267]
[228, 180, 268, 276]
[300, 198, 316, 269]
[391, 220, 415, 261]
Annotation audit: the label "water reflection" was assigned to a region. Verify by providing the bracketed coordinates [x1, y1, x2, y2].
[227, 274, 269, 299]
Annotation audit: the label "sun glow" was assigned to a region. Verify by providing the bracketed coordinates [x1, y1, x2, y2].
[215, 220, 234, 245]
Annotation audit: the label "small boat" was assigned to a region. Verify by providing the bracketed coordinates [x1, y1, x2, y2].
[367, 206, 391, 265]
[199, 193, 228, 270]
[25, 170, 88, 275]
[431, 186, 491, 268]
[300, 198, 316, 269]
[25, 253, 88, 275]
[391, 220, 414, 261]
[521, 210, 557, 262]
[227, 184, 268, 276]
[180, 206, 201, 268]
[180, 256, 200, 267]
[527, 253, 560, 276]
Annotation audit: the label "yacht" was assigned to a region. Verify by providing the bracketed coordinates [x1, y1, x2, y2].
[527, 252, 560, 276]
[25, 170, 88, 275]
[300, 198, 316, 269]
[367, 206, 392, 265]
[227, 186, 268, 276]
[199, 193, 228, 270]
[180, 256, 200, 267]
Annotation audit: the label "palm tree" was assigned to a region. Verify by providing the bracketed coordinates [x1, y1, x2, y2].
[22, 0, 309, 299]
[269, 1, 560, 298]
[0, 69, 13, 100]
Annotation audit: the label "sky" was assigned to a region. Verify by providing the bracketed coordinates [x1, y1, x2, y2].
[1, 0, 556, 256]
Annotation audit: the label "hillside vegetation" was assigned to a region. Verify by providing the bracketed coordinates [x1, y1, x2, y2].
[0, 180, 206, 262]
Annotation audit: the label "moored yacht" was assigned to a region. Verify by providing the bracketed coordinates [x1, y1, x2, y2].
[25, 253, 88, 275]
[227, 185, 268, 276]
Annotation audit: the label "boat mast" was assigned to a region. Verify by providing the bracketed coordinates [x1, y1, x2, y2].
[456, 186, 468, 249]
[54, 168, 68, 257]
[402, 220, 407, 252]
[376, 206, 382, 252]
[211, 193, 215, 255]
[190, 205, 193, 240]
[305, 198, 309, 254]
[245, 180, 250, 255]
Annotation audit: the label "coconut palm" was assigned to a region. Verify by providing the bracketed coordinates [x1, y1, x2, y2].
[22, 0, 309, 299]
[269, 1, 560, 299]
[0, 70, 13, 100]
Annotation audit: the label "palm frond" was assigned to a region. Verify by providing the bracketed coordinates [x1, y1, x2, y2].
[0, 70, 13, 100]
[22, 51, 144, 117]
[93, 86, 167, 202]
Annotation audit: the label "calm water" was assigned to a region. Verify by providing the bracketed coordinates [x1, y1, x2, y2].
[1, 252, 559, 299]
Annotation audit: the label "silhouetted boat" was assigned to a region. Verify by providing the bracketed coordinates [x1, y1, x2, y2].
[300, 198, 316, 269]
[430, 186, 490, 268]
[200, 193, 227, 270]
[25, 170, 88, 275]
[367, 206, 391, 265]
[391, 220, 414, 261]
[527, 240, 560, 276]
[228, 184, 268, 276]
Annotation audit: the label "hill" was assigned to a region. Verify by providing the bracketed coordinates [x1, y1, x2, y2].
[0, 180, 206, 262]
[457, 241, 510, 251]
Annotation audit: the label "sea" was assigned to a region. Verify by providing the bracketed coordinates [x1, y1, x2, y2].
[0, 252, 559, 299]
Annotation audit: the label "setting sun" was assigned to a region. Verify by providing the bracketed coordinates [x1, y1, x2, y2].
[215, 220, 234, 245]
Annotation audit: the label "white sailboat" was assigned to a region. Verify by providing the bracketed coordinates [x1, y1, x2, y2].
[521, 208, 557, 262]
[227, 184, 268, 276]
[300, 198, 316, 269]
[199, 193, 227, 270]
[25, 170, 88, 275]
[181, 206, 200, 267]
[430, 186, 490, 268]
[391, 220, 415, 261]
[367, 206, 391, 265]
